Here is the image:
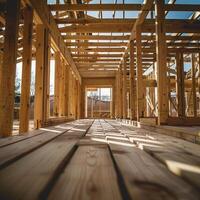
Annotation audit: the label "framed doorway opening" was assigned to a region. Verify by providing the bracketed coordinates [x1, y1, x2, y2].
[85, 88, 112, 119]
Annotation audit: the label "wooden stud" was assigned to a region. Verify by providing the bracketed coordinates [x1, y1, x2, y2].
[123, 57, 127, 119]
[130, 40, 136, 120]
[34, 25, 44, 129]
[198, 53, 200, 95]
[119, 65, 123, 119]
[64, 65, 69, 117]
[59, 59, 65, 116]
[136, 26, 145, 121]
[0, 0, 20, 137]
[54, 52, 61, 116]
[111, 86, 115, 119]
[191, 54, 197, 117]
[176, 52, 185, 117]
[115, 73, 119, 118]
[42, 29, 50, 122]
[34, 25, 50, 128]
[155, 0, 169, 125]
[19, 6, 33, 134]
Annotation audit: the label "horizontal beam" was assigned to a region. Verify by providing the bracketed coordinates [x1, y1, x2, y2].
[77, 62, 120, 65]
[67, 41, 200, 48]
[74, 58, 121, 61]
[80, 71, 116, 78]
[60, 24, 132, 33]
[70, 47, 125, 52]
[62, 34, 200, 41]
[63, 35, 129, 41]
[65, 42, 127, 47]
[56, 18, 136, 24]
[165, 4, 200, 11]
[72, 54, 123, 57]
[60, 21, 200, 33]
[50, 4, 200, 12]
[49, 4, 142, 11]
[71, 53, 155, 58]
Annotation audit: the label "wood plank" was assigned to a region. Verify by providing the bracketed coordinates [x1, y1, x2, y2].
[56, 18, 136, 24]
[109, 143, 199, 200]
[154, 152, 200, 189]
[54, 52, 61, 116]
[66, 42, 127, 47]
[176, 52, 185, 117]
[165, 4, 200, 11]
[119, 65, 123, 118]
[63, 35, 129, 41]
[0, 0, 20, 136]
[191, 54, 197, 117]
[136, 26, 145, 120]
[48, 145, 122, 200]
[42, 28, 51, 122]
[123, 58, 127, 119]
[0, 120, 93, 200]
[108, 116, 200, 196]
[34, 25, 45, 129]
[0, 130, 45, 148]
[0, 124, 75, 169]
[59, 59, 65, 116]
[155, 0, 169, 125]
[103, 120, 200, 199]
[49, 4, 142, 11]
[129, 40, 136, 120]
[19, 6, 33, 134]
[64, 65, 70, 117]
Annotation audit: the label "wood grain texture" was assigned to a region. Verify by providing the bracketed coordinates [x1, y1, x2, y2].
[48, 145, 122, 200]
[0, 120, 93, 200]
[104, 120, 200, 200]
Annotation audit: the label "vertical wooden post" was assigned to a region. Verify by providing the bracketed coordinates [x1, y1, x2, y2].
[34, 25, 44, 129]
[0, 0, 20, 136]
[123, 57, 127, 119]
[136, 26, 145, 121]
[43, 29, 50, 122]
[118, 65, 123, 118]
[81, 84, 86, 118]
[64, 65, 69, 117]
[73, 77, 77, 119]
[59, 59, 65, 116]
[130, 40, 136, 120]
[76, 80, 81, 119]
[115, 74, 118, 118]
[68, 70, 73, 118]
[192, 54, 197, 117]
[54, 52, 61, 116]
[19, 6, 33, 134]
[155, 0, 169, 125]
[198, 53, 200, 94]
[34, 25, 50, 128]
[112, 86, 115, 119]
[176, 52, 185, 117]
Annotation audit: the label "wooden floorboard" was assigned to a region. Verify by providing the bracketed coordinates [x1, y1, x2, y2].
[0, 120, 93, 200]
[106, 120, 200, 191]
[0, 119, 199, 200]
[0, 120, 77, 148]
[0, 121, 81, 169]
[102, 120, 200, 200]
[48, 145, 122, 200]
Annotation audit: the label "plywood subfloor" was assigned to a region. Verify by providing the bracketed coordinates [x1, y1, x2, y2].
[0, 119, 199, 200]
